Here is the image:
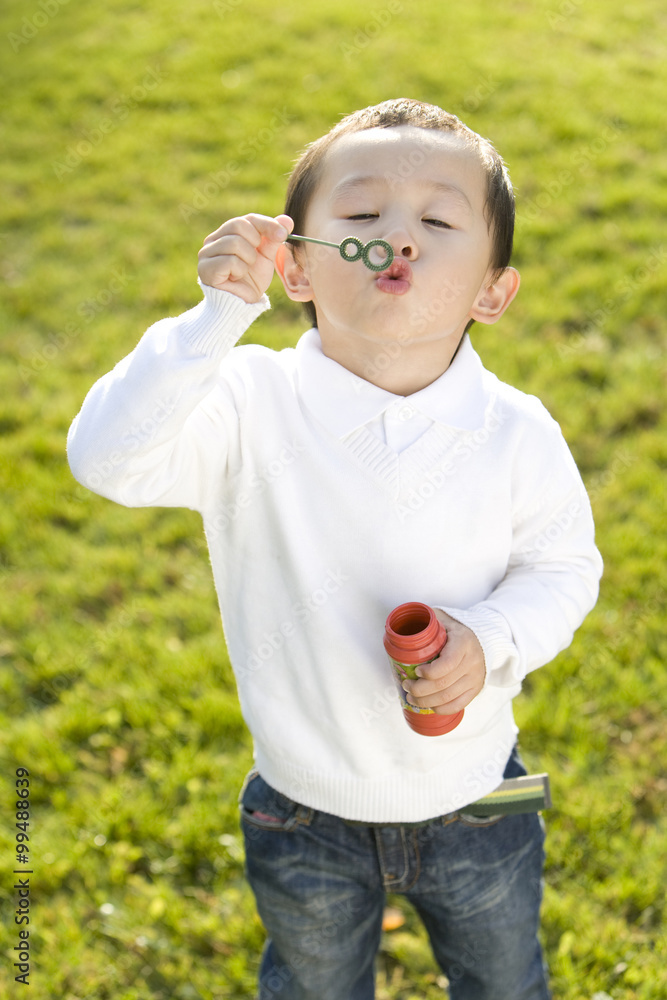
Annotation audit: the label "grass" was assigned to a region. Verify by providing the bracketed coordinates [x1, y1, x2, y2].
[1, 0, 666, 996]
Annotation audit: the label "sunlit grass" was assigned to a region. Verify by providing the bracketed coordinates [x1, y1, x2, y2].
[1, 0, 666, 996]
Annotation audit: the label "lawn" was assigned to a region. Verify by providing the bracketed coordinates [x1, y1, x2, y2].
[0, 0, 666, 997]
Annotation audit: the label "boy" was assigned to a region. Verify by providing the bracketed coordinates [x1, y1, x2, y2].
[68, 99, 602, 999]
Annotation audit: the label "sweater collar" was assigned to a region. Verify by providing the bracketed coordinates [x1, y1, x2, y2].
[295, 328, 490, 438]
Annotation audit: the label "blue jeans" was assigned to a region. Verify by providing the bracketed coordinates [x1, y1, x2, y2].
[239, 746, 551, 1000]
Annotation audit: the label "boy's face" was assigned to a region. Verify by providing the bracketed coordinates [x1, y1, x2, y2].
[278, 126, 516, 374]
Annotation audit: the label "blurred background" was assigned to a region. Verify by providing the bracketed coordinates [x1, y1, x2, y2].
[1, 0, 665, 997]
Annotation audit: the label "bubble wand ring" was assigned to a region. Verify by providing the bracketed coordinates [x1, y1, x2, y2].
[287, 234, 394, 272]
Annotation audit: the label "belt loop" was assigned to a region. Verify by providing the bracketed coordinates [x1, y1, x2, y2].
[296, 803, 314, 826]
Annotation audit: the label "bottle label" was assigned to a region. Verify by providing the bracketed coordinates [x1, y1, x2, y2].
[388, 654, 438, 716]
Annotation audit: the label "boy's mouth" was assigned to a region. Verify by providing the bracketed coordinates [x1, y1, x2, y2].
[375, 258, 412, 295]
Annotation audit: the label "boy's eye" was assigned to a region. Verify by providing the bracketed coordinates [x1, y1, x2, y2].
[347, 214, 378, 221]
[424, 218, 453, 229]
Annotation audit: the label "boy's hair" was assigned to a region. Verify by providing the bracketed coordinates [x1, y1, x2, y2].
[284, 98, 515, 328]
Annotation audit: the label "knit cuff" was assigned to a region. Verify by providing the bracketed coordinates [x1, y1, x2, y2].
[435, 604, 521, 690]
[178, 281, 271, 359]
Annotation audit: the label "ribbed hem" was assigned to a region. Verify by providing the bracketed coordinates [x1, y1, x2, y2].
[253, 710, 518, 824]
[178, 281, 270, 359]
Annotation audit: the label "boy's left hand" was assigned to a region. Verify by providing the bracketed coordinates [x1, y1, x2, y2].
[402, 610, 486, 714]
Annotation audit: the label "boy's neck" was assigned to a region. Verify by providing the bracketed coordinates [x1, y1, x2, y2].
[317, 329, 467, 396]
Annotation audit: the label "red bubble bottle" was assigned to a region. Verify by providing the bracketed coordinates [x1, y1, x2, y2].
[384, 602, 464, 737]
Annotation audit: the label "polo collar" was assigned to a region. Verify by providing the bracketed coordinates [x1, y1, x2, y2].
[294, 328, 490, 438]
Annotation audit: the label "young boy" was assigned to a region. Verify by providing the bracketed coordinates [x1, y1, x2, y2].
[68, 99, 602, 999]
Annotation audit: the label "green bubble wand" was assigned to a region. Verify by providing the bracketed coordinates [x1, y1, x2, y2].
[287, 234, 394, 272]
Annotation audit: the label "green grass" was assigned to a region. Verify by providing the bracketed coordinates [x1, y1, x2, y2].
[1, 0, 666, 996]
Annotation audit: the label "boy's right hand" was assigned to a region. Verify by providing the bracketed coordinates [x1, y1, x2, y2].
[198, 213, 293, 303]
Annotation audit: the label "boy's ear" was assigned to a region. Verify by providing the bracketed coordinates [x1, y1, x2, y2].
[469, 266, 520, 325]
[275, 243, 315, 303]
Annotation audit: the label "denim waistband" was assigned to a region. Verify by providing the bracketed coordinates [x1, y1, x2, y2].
[340, 772, 551, 827]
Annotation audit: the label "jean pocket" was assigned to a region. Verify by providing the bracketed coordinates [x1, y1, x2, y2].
[456, 812, 505, 828]
[239, 770, 303, 833]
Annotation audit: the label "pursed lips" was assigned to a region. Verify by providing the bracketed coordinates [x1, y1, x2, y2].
[375, 257, 412, 294]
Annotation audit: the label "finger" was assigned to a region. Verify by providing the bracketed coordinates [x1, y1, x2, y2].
[251, 214, 294, 264]
[199, 251, 253, 285]
[414, 642, 465, 681]
[433, 690, 476, 714]
[407, 679, 480, 713]
[197, 252, 263, 300]
[405, 672, 468, 704]
[407, 652, 464, 694]
[202, 216, 258, 249]
[200, 216, 266, 259]
[198, 232, 259, 269]
[201, 213, 290, 251]
[274, 213, 294, 235]
[246, 212, 292, 241]
[404, 669, 464, 702]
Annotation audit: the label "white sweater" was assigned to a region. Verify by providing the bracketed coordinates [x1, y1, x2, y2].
[67, 283, 603, 822]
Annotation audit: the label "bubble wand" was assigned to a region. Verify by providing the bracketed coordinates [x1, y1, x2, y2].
[287, 234, 394, 272]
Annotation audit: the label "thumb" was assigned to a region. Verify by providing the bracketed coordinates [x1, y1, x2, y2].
[258, 215, 294, 264]
[274, 214, 294, 236]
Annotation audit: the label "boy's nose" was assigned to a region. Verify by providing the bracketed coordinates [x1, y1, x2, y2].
[384, 226, 418, 260]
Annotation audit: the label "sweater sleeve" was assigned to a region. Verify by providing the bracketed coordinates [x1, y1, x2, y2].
[436, 413, 603, 689]
[67, 282, 270, 511]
